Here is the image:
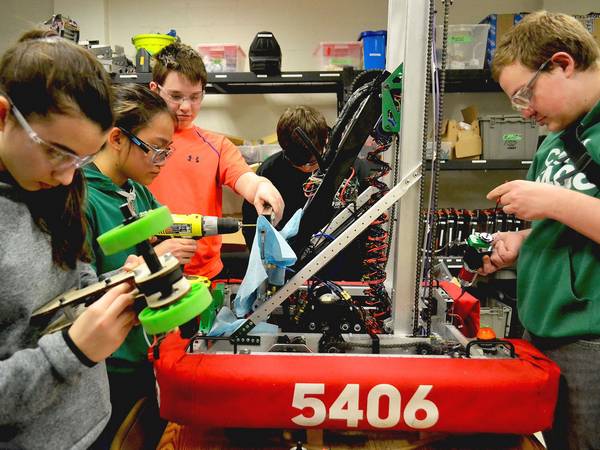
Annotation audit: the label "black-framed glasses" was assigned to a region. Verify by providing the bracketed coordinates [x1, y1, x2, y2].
[511, 59, 552, 112]
[156, 84, 204, 105]
[118, 127, 174, 164]
[10, 101, 97, 169]
[283, 154, 319, 170]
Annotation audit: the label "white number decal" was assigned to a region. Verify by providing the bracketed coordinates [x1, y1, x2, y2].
[291, 383, 326, 426]
[329, 384, 364, 427]
[291, 383, 439, 429]
[366, 384, 401, 428]
[403, 385, 439, 429]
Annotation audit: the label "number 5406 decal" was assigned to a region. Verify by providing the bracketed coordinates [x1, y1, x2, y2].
[291, 383, 439, 429]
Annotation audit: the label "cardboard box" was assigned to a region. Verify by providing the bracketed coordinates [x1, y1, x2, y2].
[441, 106, 482, 159]
[480, 13, 527, 67]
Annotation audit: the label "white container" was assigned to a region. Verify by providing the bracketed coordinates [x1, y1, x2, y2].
[238, 144, 281, 164]
[197, 44, 246, 72]
[436, 24, 490, 69]
[480, 298, 512, 338]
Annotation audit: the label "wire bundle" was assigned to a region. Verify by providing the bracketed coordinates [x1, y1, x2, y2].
[362, 138, 394, 333]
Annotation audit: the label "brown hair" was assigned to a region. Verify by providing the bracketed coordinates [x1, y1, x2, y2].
[0, 29, 114, 269]
[152, 42, 208, 88]
[113, 83, 174, 133]
[492, 11, 600, 81]
[277, 105, 329, 166]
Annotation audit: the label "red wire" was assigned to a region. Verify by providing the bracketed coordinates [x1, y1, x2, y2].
[338, 167, 355, 205]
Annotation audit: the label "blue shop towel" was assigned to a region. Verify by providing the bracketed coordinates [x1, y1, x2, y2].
[233, 210, 302, 317]
[208, 306, 278, 337]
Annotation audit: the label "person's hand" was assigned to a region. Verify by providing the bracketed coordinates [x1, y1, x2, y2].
[154, 238, 197, 265]
[122, 254, 144, 271]
[254, 180, 285, 225]
[487, 180, 563, 221]
[479, 231, 527, 275]
[68, 282, 137, 363]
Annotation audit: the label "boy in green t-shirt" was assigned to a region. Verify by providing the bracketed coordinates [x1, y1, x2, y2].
[482, 11, 600, 449]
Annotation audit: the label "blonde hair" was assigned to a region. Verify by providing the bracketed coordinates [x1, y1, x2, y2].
[491, 11, 600, 81]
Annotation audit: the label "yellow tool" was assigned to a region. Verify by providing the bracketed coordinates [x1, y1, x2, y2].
[158, 214, 254, 239]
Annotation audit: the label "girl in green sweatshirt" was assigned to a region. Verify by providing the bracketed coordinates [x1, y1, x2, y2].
[84, 83, 197, 446]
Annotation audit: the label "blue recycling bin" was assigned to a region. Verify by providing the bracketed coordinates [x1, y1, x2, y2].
[358, 30, 387, 69]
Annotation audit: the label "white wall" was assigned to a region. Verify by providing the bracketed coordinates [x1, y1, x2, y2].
[0, 0, 54, 54]
[49, 0, 387, 140]
[108, 0, 388, 140]
[53, 0, 108, 43]
[543, 0, 598, 14]
[2, 0, 597, 137]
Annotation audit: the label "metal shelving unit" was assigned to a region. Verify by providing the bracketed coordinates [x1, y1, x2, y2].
[426, 159, 532, 171]
[445, 69, 501, 92]
[112, 69, 501, 113]
[113, 70, 347, 111]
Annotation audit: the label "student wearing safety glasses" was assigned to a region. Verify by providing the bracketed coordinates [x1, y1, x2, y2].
[0, 30, 138, 450]
[83, 83, 196, 447]
[482, 11, 600, 449]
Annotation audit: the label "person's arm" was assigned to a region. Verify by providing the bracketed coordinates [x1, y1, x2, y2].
[234, 172, 284, 225]
[488, 179, 600, 244]
[214, 135, 285, 224]
[0, 283, 135, 426]
[550, 189, 600, 243]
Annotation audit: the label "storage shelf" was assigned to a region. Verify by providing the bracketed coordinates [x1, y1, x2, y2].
[444, 69, 501, 93]
[111, 69, 500, 112]
[426, 159, 532, 171]
[112, 70, 347, 111]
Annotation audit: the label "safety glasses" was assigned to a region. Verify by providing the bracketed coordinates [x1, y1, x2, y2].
[156, 84, 204, 105]
[118, 127, 174, 164]
[11, 102, 97, 169]
[510, 59, 552, 112]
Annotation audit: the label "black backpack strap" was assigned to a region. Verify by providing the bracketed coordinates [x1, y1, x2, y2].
[558, 119, 600, 188]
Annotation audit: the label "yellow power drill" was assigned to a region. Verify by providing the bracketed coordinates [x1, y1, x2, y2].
[157, 214, 253, 239]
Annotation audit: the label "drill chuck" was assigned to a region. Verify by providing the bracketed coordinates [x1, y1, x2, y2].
[201, 216, 241, 236]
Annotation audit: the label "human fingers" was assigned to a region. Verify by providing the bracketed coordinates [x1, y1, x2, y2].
[104, 290, 137, 321]
[478, 255, 497, 275]
[92, 282, 134, 309]
[486, 181, 513, 202]
[177, 238, 198, 251]
[123, 254, 144, 271]
[489, 240, 510, 268]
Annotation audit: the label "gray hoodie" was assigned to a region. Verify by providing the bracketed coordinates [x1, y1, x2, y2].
[0, 180, 111, 449]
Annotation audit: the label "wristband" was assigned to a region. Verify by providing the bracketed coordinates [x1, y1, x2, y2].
[62, 328, 97, 368]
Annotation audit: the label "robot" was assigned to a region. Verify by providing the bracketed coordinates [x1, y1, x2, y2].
[35, 1, 560, 435]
